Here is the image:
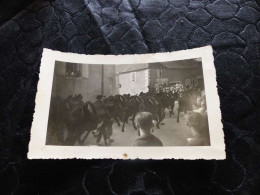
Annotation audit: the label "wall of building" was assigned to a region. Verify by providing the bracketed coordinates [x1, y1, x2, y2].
[149, 68, 158, 87]
[119, 69, 149, 95]
[51, 60, 204, 103]
[51, 62, 117, 102]
[162, 68, 203, 85]
[103, 65, 118, 97]
[149, 66, 204, 87]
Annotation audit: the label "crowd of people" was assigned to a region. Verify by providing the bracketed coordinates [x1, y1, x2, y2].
[132, 103, 209, 147]
[48, 80, 209, 147]
[107, 82, 209, 147]
[155, 82, 184, 93]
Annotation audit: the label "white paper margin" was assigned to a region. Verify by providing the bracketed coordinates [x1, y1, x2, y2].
[28, 46, 226, 160]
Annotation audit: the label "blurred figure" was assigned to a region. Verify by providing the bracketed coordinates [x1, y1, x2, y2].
[186, 112, 210, 146]
[148, 84, 156, 95]
[193, 99, 207, 115]
[134, 112, 163, 146]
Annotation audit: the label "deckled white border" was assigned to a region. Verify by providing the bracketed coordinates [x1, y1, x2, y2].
[28, 46, 225, 160]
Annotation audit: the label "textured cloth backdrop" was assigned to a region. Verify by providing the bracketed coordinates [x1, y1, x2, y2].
[0, 0, 260, 194]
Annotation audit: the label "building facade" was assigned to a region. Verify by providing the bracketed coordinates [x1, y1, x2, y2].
[51, 61, 118, 102]
[116, 63, 149, 95]
[117, 58, 204, 95]
[51, 59, 204, 100]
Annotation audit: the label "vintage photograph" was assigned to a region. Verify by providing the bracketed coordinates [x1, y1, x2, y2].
[28, 46, 225, 159]
[46, 59, 210, 147]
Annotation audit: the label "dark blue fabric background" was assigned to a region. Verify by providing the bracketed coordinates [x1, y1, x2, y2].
[0, 0, 260, 194]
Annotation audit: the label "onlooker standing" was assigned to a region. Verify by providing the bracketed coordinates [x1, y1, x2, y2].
[186, 112, 210, 146]
[134, 112, 163, 146]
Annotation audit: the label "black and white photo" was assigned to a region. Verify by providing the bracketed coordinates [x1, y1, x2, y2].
[46, 58, 210, 147]
[28, 46, 225, 159]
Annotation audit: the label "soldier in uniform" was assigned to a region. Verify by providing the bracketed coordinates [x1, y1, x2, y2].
[94, 95, 114, 146]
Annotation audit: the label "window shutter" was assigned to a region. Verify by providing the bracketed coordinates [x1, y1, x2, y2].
[157, 69, 160, 78]
[131, 72, 136, 81]
[55, 61, 66, 76]
[82, 64, 89, 78]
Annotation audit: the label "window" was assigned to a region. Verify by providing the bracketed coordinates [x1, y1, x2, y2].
[131, 72, 136, 81]
[157, 68, 162, 78]
[66, 63, 82, 77]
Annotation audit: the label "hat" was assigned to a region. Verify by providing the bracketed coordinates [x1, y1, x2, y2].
[96, 95, 103, 100]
